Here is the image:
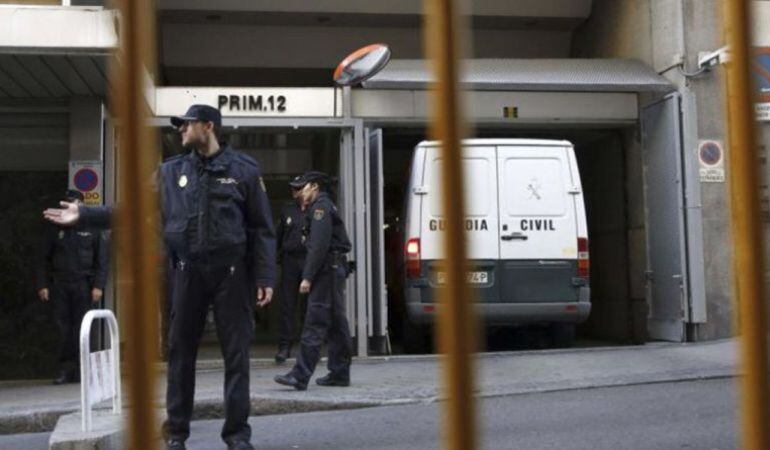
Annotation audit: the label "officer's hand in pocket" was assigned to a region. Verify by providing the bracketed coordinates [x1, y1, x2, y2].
[257, 286, 273, 308]
[299, 279, 312, 294]
[38, 288, 49, 302]
[91, 288, 103, 303]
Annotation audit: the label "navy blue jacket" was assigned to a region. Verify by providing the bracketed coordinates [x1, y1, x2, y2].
[301, 192, 351, 281]
[36, 224, 110, 290]
[80, 205, 112, 229]
[276, 201, 306, 258]
[159, 145, 276, 288]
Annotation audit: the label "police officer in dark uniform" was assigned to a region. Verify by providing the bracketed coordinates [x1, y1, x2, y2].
[274, 171, 353, 391]
[274, 180, 307, 363]
[36, 190, 109, 385]
[161, 105, 276, 450]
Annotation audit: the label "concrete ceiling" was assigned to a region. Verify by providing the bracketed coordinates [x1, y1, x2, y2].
[157, 0, 593, 19]
[157, 0, 594, 86]
[0, 54, 108, 99]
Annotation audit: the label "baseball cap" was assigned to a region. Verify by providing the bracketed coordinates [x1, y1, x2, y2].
[170, 104, 222, 129]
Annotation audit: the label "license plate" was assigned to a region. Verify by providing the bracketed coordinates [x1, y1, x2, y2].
[436, 271, 488, 285]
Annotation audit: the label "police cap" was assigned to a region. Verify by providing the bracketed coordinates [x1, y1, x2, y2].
[65, 189, 85, 202]
[289, 171, 330, 189]
[170, 104, 222, 129]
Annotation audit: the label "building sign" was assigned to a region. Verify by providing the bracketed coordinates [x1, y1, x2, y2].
[155, 87, 338, 118]
[753, 47, 770, 121]
[69, 160, 103, 205]
[698, 140, 725, 183]
[757, 103, 770, 121]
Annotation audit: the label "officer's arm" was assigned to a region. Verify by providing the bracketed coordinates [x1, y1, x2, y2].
[79, 205, 114, 229]
[92, 231, 110, 290]
[35, 226, 55, 291]
[301, 204, 333, 281]
[275, 208, 286, 256]
[245, 170, 277, 288]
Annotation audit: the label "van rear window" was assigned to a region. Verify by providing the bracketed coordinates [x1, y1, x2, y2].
[501, 157, 567, 217]
[429, 157, 492, 217]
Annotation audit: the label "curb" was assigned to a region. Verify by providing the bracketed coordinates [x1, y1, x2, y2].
[0, 368, 736, 436]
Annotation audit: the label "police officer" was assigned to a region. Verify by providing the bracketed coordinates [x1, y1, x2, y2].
[274, 171, 353, 391]
[161, 105, 276, 450]
[36, 190, 109, 385]
[274, 180, 307, 363]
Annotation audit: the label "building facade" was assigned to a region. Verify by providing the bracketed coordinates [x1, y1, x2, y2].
[1, 0, 768, 376]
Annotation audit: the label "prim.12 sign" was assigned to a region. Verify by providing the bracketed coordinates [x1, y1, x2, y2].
[218, 94, 286, 113]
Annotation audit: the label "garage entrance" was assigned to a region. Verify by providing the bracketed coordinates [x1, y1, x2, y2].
[359, 59, 702, 352]
[149, 58, 701, 356]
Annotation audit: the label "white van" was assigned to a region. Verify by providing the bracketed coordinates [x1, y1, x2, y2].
[403, 139, 591, 349]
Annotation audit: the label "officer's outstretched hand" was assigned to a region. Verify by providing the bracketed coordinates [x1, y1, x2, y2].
[257, 286, 273, 308]
[43, 201, 80, 226]
[299, 279, 312, 294]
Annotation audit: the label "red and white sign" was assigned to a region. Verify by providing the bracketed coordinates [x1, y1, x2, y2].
[698, 140, 725, 183]
[69, 160, 103, 206]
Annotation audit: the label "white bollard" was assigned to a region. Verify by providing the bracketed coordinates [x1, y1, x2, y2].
[79, 309, 122, 432]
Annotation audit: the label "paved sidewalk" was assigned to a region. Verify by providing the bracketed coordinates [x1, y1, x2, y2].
[0, 339, 737, 434]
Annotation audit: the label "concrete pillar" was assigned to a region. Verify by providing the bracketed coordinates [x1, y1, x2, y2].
[69, 96, 104, 162]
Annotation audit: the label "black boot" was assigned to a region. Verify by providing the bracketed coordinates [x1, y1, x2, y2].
[53, 369, 70, 385]
[316, 373, 350, 387]
[165, 439, 186, 450]
[274, 373, 307, 391]
[274, 345, 291, 364]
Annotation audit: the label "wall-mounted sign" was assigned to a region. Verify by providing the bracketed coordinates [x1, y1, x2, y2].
[757, 103, 770, 122]
[753, 47, 770, 121]
[69, 160, 103, 205]
[698, 140, 725, 183]
[155, 88, 338, 118]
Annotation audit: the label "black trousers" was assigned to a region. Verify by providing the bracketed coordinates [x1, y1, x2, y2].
[278, 254, 305, 347]
[165, 260, 253, 444]
[52, 279, 92, 369]
[290, 264, 352, 383]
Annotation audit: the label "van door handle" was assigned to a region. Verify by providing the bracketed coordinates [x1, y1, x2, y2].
[501, 233, 528, 241]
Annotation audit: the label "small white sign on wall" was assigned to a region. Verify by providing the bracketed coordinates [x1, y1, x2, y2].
[698, 140, 725, 183]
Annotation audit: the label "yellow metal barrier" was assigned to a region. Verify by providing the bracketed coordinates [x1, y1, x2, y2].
[423, 1, 478, 449]
[112, 0, 160, 448]
[723, 1, 770, 449]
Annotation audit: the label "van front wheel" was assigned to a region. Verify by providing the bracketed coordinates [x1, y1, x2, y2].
[549, 323, 576, 348]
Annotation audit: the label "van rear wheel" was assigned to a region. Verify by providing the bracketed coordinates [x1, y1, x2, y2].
[549, 323, 576, 348]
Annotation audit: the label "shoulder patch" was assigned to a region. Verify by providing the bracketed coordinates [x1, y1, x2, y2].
[313, 208, 325, 221]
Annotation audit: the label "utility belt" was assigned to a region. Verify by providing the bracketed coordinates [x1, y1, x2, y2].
[173, 245, 246, 271]
[51, 272, 92, 284]
[281, 249, 307, 259]
[328, 252, 356, 278]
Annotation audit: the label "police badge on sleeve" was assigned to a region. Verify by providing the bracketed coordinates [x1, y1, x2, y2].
[313, 209, 325, 221]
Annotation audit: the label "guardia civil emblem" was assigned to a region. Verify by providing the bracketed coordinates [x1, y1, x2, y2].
[178, 174, 188, 188]
[313, 209, 325, 221]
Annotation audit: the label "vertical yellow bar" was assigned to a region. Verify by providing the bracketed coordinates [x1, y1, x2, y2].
[111, 0, 160, 448]
[423, 1, 477, 450]
[722, 1, 770, 449]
